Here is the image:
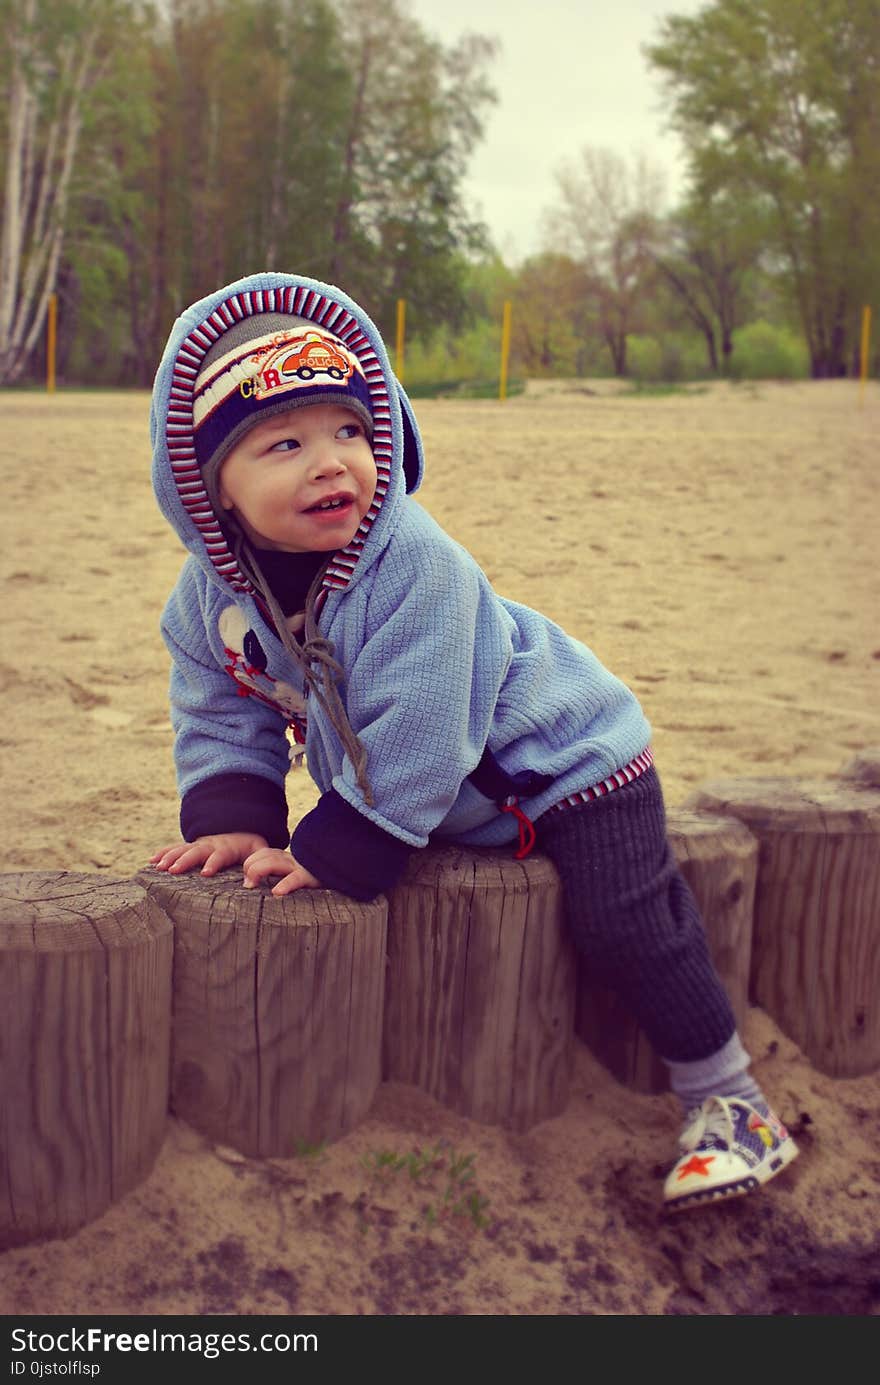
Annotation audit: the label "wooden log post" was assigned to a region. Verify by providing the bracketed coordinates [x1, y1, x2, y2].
[0, 873, 172, 1250]
[688, 778, 880, 1077]
[137, 869, 386, 1157]
[574, 811, 759, 1094]
[383, 846, 576, 1132]
[838, 748, 880, 791]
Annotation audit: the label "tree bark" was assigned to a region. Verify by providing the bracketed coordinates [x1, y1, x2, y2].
[329, 38, 372, 283]
[0, 12, 99, 383]
[0, 0, 35, 372]
[655, 257, 720, 373]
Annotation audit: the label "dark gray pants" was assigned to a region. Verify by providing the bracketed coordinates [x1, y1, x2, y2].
[536, 767, 737, 1063]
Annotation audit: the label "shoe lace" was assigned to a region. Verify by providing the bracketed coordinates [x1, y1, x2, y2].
[680, 1095, 735, 1152]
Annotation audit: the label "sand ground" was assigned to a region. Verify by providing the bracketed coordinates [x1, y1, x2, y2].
[1, 378, 878, 1315]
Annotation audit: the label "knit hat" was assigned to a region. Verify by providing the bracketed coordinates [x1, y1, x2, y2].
[192, 312, 374, 512]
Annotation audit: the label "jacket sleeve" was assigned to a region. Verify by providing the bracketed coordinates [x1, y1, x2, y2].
[161, 564, 291, 841]
[290, 789, 413, 900]
[181, 772, 289, 847]
[292, 528, 514, 883]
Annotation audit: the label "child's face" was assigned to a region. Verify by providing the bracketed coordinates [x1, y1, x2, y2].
[217, 404, 377, 553]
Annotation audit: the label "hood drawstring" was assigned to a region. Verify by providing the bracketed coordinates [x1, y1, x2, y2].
[301, 567, 373, 806]
[231, 529, 374, 806]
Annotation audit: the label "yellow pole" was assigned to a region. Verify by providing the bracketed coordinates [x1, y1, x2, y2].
[47, 292, 57, 394]
[499, 299, 512, 401]
[859, 304, 872, 406]
[395, 298, 406, 383]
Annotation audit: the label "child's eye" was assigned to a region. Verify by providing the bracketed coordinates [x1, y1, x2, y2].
[269, 437, 300, 453]
[337, 423, 362, 440]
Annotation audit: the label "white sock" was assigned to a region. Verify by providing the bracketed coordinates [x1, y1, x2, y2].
[664, 1032, 765, 1115]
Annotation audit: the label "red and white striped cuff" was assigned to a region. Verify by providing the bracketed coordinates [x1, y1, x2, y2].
[545, 747, 655, 814]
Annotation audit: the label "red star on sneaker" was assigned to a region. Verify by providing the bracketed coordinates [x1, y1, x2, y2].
[676, 1154, 715, 1180]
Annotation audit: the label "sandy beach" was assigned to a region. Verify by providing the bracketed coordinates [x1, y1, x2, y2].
[1, 377, 878, 1314]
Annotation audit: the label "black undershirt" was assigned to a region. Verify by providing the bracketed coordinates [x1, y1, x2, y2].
[252, 547, 328, 618]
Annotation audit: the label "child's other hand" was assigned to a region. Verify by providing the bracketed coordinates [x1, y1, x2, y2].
[149, 833, 270, 877]
[242, 848, 322, 896]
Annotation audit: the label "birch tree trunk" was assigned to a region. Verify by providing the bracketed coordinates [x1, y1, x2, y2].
[0, 1, 105, 384]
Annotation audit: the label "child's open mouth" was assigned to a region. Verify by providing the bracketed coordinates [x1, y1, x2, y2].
[304, 495, 353, 515]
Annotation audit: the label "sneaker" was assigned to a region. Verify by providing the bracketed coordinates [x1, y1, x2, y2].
[663, 1095, 799, 1211]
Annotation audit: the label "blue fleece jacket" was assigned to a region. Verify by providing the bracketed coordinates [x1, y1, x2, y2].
[151, 272, 651, 898]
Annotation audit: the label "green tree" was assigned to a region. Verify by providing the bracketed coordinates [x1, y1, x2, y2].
[58, 9, 156, 384]
[646, 0, 880, 378]
[543, 146, 666, 375]
[0, 0, 133, 384]
[651, 192, 765, 373]
[328, 0, 497, 340]
[165, 0, 353, 300]
[10, 0, 498, 384]
[509, 252, 592, 377]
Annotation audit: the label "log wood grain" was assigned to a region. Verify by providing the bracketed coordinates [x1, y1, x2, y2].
[383, 846, 575, 1131]
[137, 869, 386, 1156]
[689, 778, 880, 1077]
[0, 873, 172, 1249]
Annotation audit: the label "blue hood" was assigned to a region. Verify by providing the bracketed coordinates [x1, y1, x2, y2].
[150, 271, 424, 597]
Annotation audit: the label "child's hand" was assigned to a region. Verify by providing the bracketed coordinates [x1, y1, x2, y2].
[149, 832, 270, 877]
[242, 848, 322, 896]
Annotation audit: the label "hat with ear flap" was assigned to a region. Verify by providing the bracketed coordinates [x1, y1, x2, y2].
[192, 312, 375, 512]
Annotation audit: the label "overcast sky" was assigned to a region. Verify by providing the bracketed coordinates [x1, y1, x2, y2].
[406, 0, 706, 263]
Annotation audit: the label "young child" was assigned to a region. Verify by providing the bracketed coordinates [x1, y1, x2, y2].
[149, 271, 799, 1211]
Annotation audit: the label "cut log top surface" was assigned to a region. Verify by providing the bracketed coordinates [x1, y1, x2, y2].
[667, 809, 757, 842]
[689, 778, 880, 833]
[397, 844, 560, 892]
[0, 872, 168, 951]
[135, 866, 379, 927]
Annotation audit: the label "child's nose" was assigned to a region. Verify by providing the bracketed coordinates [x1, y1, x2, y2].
[310, 443, 346, 477]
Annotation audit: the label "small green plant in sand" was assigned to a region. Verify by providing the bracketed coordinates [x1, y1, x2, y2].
[360, 1141, 490, 1231]
[290, 1137, 328, 1160]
